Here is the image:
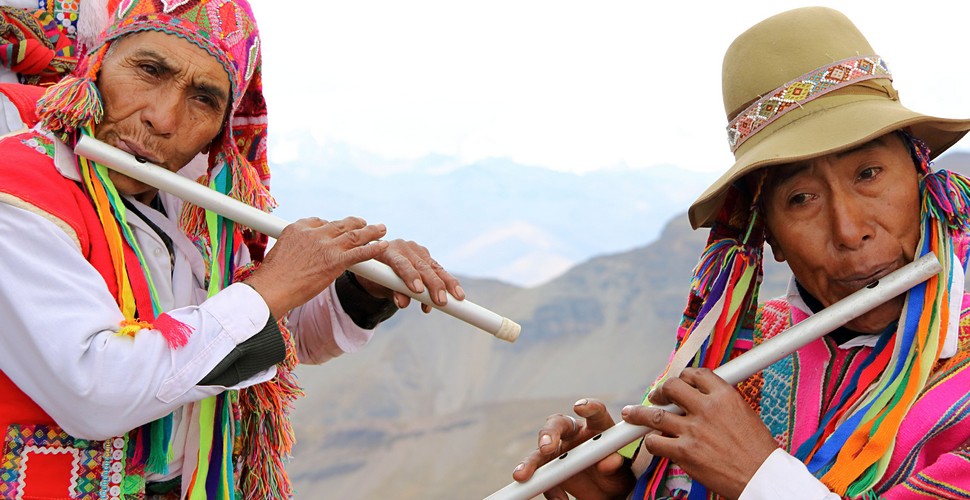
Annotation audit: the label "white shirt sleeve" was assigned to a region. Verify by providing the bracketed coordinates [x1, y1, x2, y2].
[287, 283, 376, 365]
[0, 203, 273, 440]
[739, 449, 840, 500]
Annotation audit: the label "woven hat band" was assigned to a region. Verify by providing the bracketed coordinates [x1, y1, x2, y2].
[727, 56, 891, 153]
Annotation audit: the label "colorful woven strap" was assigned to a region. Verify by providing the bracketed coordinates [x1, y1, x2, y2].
[727, 56, 891, 152]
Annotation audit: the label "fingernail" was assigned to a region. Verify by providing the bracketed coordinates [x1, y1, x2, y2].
[455, 285, 465, 299]
[393, 295, 402, 308]
[574, 398, 588, 407]
[412, 279, 424, 293]
[437, 290, 447, 303]
[539, 434, 552, 449]
[513, 463, 524, 472]
[647, 390, 656, 402]
[621, 405, 634, 417]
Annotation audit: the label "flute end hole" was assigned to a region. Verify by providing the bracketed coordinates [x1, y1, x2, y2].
[592, 434, 602, 440]
[866, 280, 879, 289]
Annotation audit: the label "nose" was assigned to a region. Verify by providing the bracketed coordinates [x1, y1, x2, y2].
[140, 86, 180, 137]
[829, 187, 874, 250]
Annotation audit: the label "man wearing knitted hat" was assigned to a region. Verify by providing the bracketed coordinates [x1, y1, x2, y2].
[0, 0, 464, 498]
[512, 7, 970, 499]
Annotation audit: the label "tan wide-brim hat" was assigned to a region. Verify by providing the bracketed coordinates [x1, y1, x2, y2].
[688, 7, 970, 229]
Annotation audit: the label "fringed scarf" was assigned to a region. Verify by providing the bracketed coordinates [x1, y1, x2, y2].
[632, 133, 970, 499]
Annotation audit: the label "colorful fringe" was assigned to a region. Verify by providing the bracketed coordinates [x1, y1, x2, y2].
[633, 133, 970, 498]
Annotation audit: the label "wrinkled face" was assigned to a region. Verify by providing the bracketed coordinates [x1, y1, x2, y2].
[763, 133, 922, 334]
[95, 30, 231, 202]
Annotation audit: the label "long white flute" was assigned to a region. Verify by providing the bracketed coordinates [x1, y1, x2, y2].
[75, 135, 520, 342]
[487, 252, 942, 499]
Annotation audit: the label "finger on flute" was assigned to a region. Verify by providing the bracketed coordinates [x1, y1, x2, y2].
[74, 136, 521, 342]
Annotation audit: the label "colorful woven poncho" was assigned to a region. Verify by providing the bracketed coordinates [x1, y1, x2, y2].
[34, 0, 299, 498]
[631, 133, 970, 499]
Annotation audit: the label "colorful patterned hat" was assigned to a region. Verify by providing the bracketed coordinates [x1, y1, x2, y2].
[688, 7, 970, 229]
[37, 0, 272, 211]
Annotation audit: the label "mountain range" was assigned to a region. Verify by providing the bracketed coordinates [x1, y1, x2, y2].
[267, 136, 718, 287]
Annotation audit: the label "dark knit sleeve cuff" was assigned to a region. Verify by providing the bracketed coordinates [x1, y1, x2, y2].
[198, 314, 286, 386]
[334, 270, 398, 329]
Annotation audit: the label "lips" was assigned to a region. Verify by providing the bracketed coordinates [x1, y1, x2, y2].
[117, 139, 160, 165]
[834, 261, 901, 291]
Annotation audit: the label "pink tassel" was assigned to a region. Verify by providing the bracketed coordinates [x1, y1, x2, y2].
[153, 313, 195, 349]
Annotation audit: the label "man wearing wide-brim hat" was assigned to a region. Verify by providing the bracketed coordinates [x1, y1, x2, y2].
[514, 7, 970, 499]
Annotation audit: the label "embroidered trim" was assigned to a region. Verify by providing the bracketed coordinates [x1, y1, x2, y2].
[1, 424, 126, 500]
[727, 56, 892, 152]
[20, 134, 55, 158]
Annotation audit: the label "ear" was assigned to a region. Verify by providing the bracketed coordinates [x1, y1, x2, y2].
[765, 231, 786, 263]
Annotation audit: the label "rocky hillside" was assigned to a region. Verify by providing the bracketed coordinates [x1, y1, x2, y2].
[285, 214, 792, 499]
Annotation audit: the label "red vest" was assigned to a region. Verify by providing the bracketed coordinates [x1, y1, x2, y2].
[0, 83, 45, 128]
[0, 131, 151, 499]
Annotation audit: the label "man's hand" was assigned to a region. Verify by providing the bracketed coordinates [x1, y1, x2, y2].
[512, 399, 636, 500]
[244, 216, 388, 318]
[623, 367, 778, 500]
[354, 239, 465, 312]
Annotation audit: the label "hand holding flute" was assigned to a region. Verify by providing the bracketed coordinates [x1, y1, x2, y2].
[75, 136, 519, 341]
[241, 216, 463, 321]
[498, 253, 942, 499]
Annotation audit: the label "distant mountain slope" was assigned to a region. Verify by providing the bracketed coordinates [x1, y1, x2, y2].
[268, 137, 717, 287]
[286, 214, 792, 499]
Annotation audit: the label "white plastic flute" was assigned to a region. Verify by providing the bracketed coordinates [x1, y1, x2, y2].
[75, 135, 520, 342]
[486, 252, 942, 499]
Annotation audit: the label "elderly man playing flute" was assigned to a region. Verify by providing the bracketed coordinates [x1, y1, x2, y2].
[511, 7, 970, 500]
[0, 0, 465, 498]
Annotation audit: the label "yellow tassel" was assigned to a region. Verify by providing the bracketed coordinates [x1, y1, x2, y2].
[118, 319, 154, 338]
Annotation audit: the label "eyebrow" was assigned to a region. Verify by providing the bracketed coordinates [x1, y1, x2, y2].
[131, 48, 230, 108]
[766, 136, 893, 188]
[833, 136, 890, 159]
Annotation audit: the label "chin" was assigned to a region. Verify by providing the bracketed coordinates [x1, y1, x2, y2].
[842, 296, 906, 334]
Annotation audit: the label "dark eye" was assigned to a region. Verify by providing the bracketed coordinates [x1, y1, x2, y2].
[139, 63, 160, 77]
[788, 192, 812, 206]
[858, 166, 881, 181]
[192, 94, 220, 110]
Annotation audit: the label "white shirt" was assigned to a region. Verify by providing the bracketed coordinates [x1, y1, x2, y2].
[0, 133, 375, 480]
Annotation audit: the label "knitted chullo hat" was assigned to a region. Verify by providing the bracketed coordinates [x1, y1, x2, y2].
[632, 8, 970, 499]
[37, 0, 273, 214]
[36, 2, 297, 499]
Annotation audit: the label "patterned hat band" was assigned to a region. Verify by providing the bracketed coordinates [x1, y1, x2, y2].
[727, 55, 892, 153]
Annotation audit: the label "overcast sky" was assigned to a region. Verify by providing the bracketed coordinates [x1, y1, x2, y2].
[247, 1, 970, 174]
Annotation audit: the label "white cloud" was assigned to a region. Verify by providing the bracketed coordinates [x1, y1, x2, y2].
[249, 0, 970, 174]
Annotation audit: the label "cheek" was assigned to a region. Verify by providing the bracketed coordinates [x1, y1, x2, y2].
[882, 181, 922, 256]
[99, 81, 147, 121]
